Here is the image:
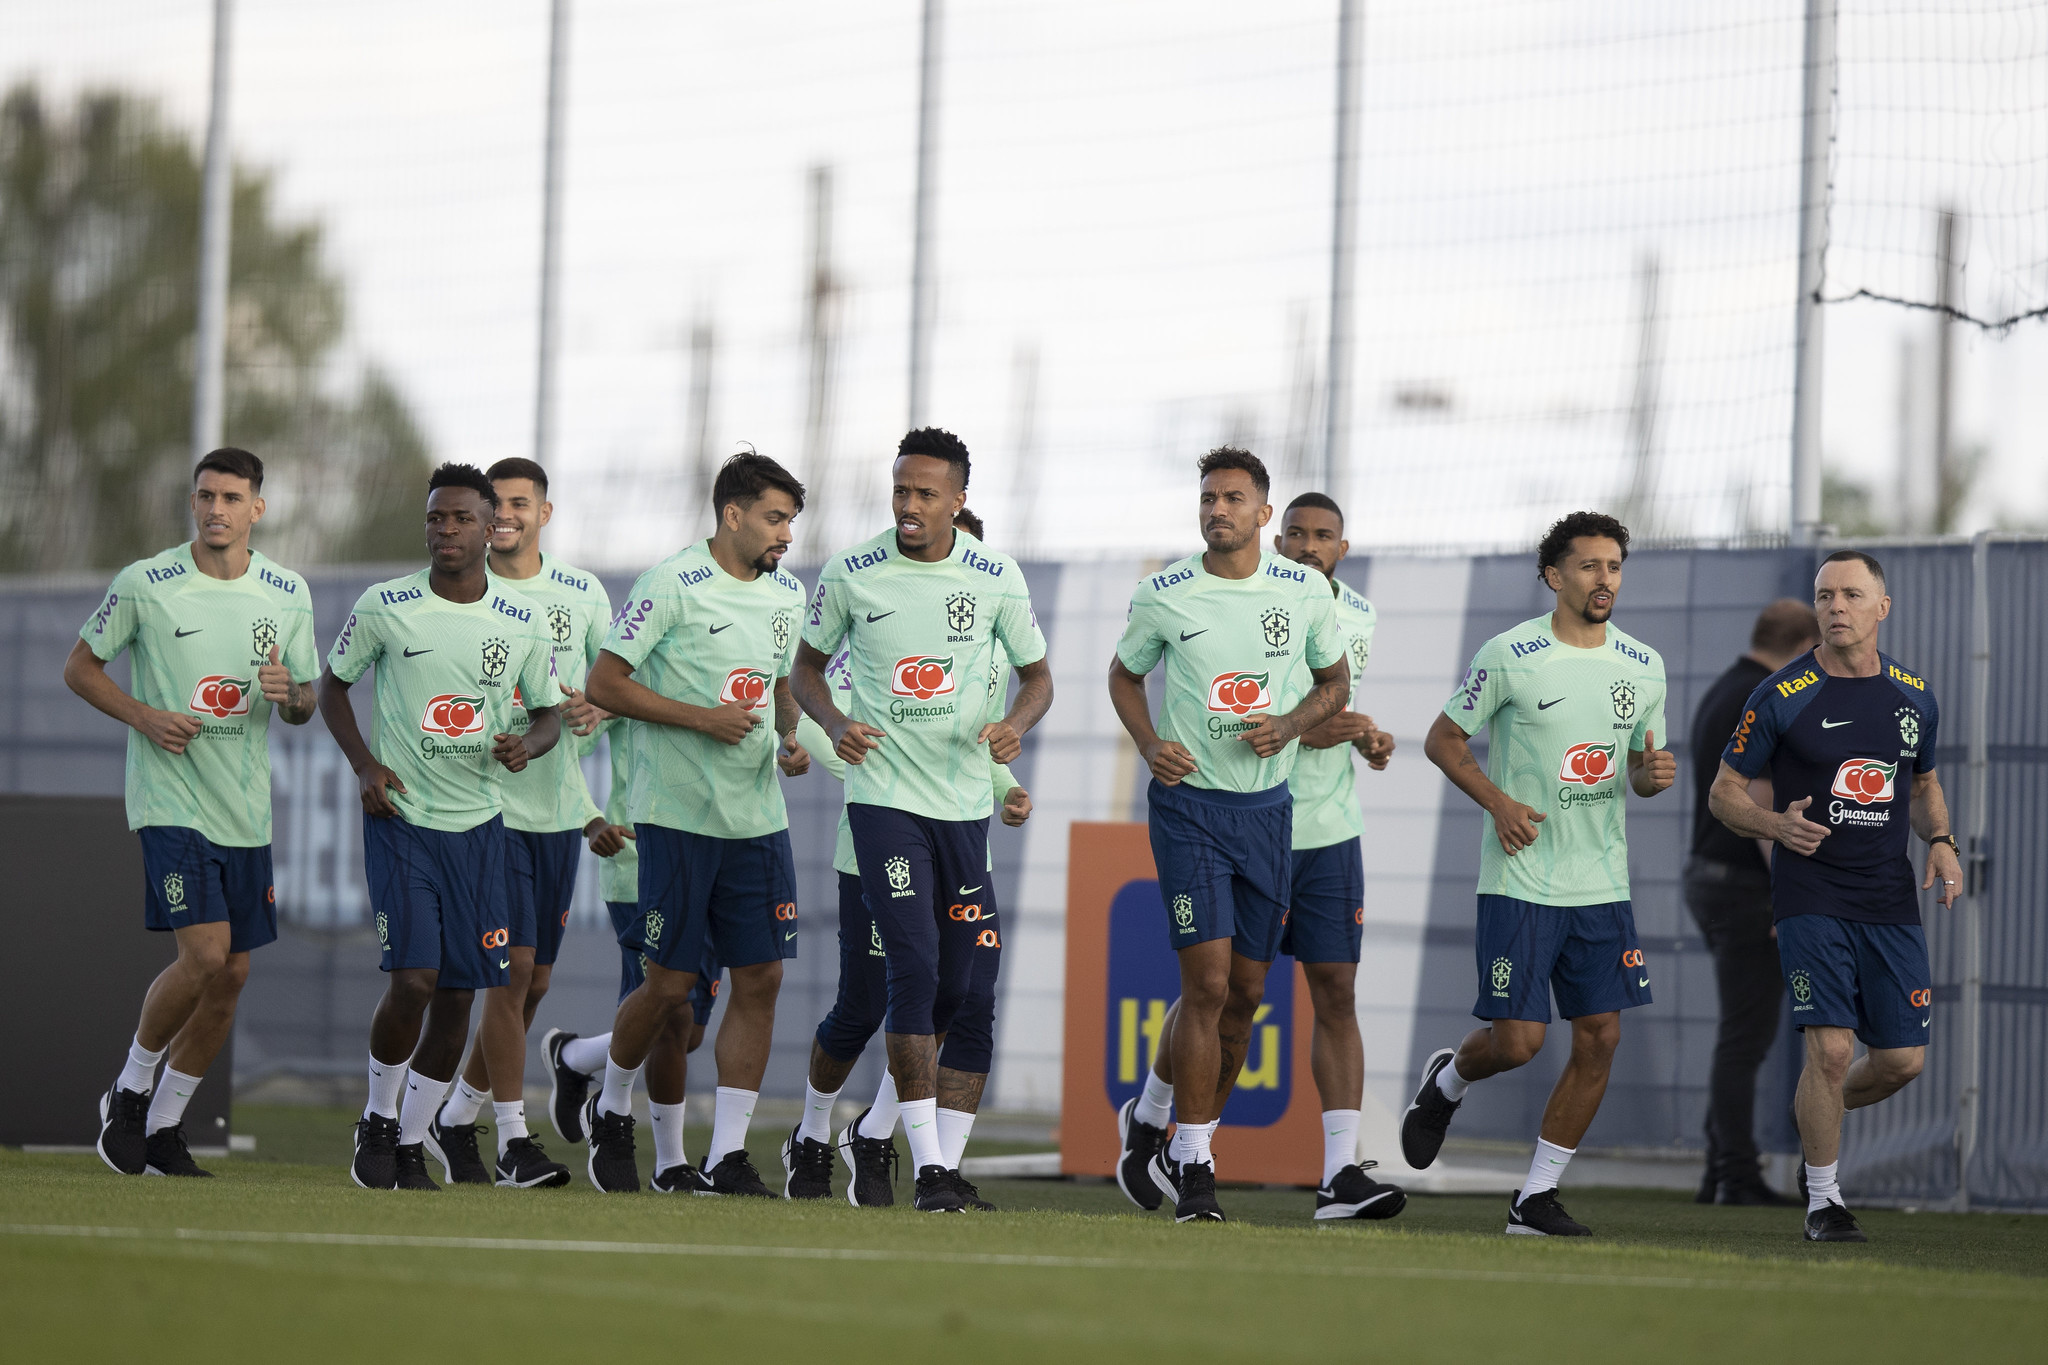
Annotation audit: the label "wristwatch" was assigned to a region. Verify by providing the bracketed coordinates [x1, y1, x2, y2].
[1928, 834, 1959, 856]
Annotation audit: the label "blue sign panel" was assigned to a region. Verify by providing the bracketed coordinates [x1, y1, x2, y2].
[1101, 877, 1293, 1127]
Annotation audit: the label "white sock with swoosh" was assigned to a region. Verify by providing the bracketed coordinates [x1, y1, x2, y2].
[145, 1068, 202, 1135]
[899, 1097, 943, 1171]
[1518, 1137, 1574, 1204]
[1321, 1109, 1361, 1184]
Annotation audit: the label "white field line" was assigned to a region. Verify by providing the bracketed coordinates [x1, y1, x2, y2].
[2, 1223, 2041, 1302]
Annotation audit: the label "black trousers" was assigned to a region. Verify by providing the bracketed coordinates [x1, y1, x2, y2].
[1683, 857, 1781, 1181]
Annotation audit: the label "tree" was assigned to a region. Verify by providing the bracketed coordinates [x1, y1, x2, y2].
[0, 83, 432, 572]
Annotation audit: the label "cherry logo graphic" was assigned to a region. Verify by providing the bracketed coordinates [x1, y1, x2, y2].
[419, 693, 487, 737]
[1205, 670, 1271, 715]
[1830, 758, 1897, 805]
[720, 668, 773, 711]
[188, 675, 254, 718]
[889, 655, 955, 700]
[1557, 741, 1617, 786]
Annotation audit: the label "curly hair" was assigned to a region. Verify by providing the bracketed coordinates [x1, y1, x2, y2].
[1197, 445, 1269, 498]
[428, 462, 499, 509]
[1536, 510, 1629, 578]
[898, 427, 971, 488]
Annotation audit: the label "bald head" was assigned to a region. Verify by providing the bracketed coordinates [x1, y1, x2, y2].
[1750, 597, 1820, 668]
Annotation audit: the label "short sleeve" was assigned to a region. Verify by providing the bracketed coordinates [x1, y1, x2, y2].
[802, 572, 850, 656]
[992, 579, 1046, 669]
[80, 567, 141, 661]
[1303, 586, 1344, 670]
[285, 597, 320, 683]
[1443, 640, 1507, 736]
[1913, 696, 1940, 774]
[1354, 606, 1376, 675]
[1633, 662, 1668, 752]
[1115, 587, 1165, 676]
[1720, 681, 1780, 778]
[796, 714, 845, 781]
[601, 573, 678, 670]
[326, 591, 385, 683]
[518, 629, 565, 712]
[777, 593, 802, 679]
[583, 580, 613, 674]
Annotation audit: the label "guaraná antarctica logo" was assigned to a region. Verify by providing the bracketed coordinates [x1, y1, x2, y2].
[719, 667, 773, 711]
[1558, 741, 1618, 786]
[891, 655, 955, 700]
[188, 675, 253, 718]
[1206, 670, 1271, 715]
[420, 694, 487, 737]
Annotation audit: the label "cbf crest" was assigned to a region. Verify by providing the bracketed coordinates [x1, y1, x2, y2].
[481, 637, 510, 681]
[1610, 680, 1637, 723]
[251, 617, 279, 656]
[1897, 707, 1921, 748]
[945, 592, 976, 634]
[885, 856, 913, 894]
[1261, 607, 1290, 649]
[162, 873, 185, 908]
[546, 605, 573, 646]
[771, 611, 792, 652]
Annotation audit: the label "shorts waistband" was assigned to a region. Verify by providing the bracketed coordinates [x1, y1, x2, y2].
[1151, 778, 1290, 810]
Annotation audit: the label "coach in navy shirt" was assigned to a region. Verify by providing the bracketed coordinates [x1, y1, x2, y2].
[1708, 549, 1962, 1245]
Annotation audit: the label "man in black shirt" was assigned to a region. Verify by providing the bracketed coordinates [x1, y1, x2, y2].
[1685, 598, 1819, 1205]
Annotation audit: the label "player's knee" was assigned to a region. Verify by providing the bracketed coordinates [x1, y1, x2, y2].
[385, 972, 438, 1014]
[1180, 975, 1229, 1016]
[1575, 1014, 1621, 1060]
[1308, 975, 1356, 1022]
[211, 952, 251, 996]
[1808, 1031, 1855, 1079]
[687, 1022, 707, 1054]
[1494, 1034, 1542, 1069]
[1877, 1050, 1923, 1088]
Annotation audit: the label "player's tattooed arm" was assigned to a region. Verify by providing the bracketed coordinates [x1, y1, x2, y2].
[493, 704, 560, 772]
[316, 665, 407, 818]
[791, 642, 881, 765]
[937, 1066, 986, 1113]
[1108, 656, 1197, 784]
[1910, 769, 1963, 907]
[1240, 657, 1350, 759]
[1296, 710, 1374, 750]
[981, 655, 1052, 764]
[63, 639, 203, 754]
[1708, 759, 1828, 855]
[257, 644, 316, 724]
[1425, 711, 1546, 853]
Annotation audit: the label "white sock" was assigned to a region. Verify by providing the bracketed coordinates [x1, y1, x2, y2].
[1805, 1160, 1842, 1214]
[1518, 1137, 1575, 1203]
[860, 1071, 901, 1139]
[598, 1057, 640, 1118]
[1437, 1056, 1473, 1102]
[651, 1101, 688, 1171]
[493, 1101, 529, 1155]
[441, 1078, 487, 1126]
[900, 1097, 943, 1171]
[365, 1054, 406, 1120]
[1321, 1108, 1361, 1184]
[118, 1036, 166, 1095]
[561, 1033, 611, 1077]
[709, 1086, 757, 1163]
[1134, 1070, 1174, 1129]
[1168, 1118, 1218, 1168]
[399, 1071, 449, 1146]
[936, 1107, 976, 1169]
[801, 1081, 841, 1144]
[145, 1068, 202, 1135]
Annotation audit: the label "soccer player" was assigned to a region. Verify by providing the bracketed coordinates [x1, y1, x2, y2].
[580, 452, 811, 1197]
[792, 430, 1053, 1213]
[318, 464, 565, 1191]
[1107, 448, 1350, 1223]
[420, 458, 609, 1189]
[1402, 510, 1674, 1237]
[1707, 550, 1960, 1243]
[68, 448, 317, 1178]
[785, 506, 1031, 1211]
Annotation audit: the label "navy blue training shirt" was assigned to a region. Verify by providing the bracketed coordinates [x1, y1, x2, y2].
[1720, 650, 1940, 926]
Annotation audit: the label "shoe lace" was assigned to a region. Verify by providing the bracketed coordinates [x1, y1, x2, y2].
[355, 1113, 398, 1147]
[841, 1131, 901, 1185]
[1181, 1162, 1216, 1198]
[949, 1169, 984, 1202]
[395, 1144, 428, 1173]
[153, 1124, 193, 1161]
[115, 1089, 151, 1124]
[1814, 1202, 1858, 1230]
[725, 1150, 766, 1186]
[795, 1137, 834, 1178]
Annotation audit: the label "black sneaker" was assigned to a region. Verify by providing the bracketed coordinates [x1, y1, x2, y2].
[912, 1163, 965, 1212]
[693, 1148, 776, 1197]
[1506, 1189, 1589, 1236]
[142, 1124, 213, 1177]
[425, 1108, 491, 1185]
[1314, 1162, 1405, 1221]
[1115, 1097, 1167, 1211]
[1173, 1160, 1225, 1223]
[650, 1163, 701, 1193]
[1148, 1147, 1185, 1205]
[495, 1135, 571, 1189]
[836, 1107, 899, 1208]
[947, 1168, 997, 1212]
[543, 1028, 591, 1145]
[1804, 1201, 1867, 1242]
[351, 1113, 400, 1190]
[782, 1125, 835, 1200]
[393, 1141, 441, 1191]
[97, 1086, 150, 1175]
[1400, 1048, 1463, 1170]
[586, 1105, 641, 1193]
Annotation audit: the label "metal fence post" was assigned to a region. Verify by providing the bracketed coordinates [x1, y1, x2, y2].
[1956, 530, 1992, 1209]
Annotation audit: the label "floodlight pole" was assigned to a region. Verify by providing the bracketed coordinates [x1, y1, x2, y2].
[908, 0, 942, 430]
[534, 0, 571, 470]
[1321, 0, 1364, 497]
[1789, 0, 1835, 544]
[190, 0, 234, 461]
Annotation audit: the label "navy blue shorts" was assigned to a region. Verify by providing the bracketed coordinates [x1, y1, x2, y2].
[1472, 894, 1651, 1023]
[630, 824, 796, 975]
[940, 875, 1001, 1074]
[362, 813, 511, 992]
[815, 872, 889, 1062]
[138, 827, 277, 954]
[847, 803, 991, 1038]
[1281, 837, 1364, 964]
[608, 898, 722, 1021]
[1777, 913, 1931, 1050]
[507, 827, 583, 967]
[1146, 778, 1291, 962]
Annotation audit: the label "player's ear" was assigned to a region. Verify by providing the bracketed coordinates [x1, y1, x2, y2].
[1876, 594, 1890, 622]
[1338, 536, 1349, 560]
[249, 495, 265, 524]
[1256, 502, 1272, 528]
[538, 500, 552, 529]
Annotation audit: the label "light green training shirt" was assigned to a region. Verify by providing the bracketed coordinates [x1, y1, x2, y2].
[1290, 576, 1378, 850]
[597, 725, 639, 904]
[496, 554, 610, 834]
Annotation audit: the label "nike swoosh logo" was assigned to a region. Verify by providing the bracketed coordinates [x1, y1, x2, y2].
[403, 647, 433, 657]
[1821, 719, 1851, 729]
[1537, 698, 1563, 710]
[910, 1120, 929, 1128]
[785, 931, 797, 941]
[499, 959, 510, 968]
[866, 611, 895, 623]
[709, 623, 732, 634]
[1922, 1018, 1931, 1028]
[1179, 630, 1207, 642]
[1638, 977, 1650, 987]
[174, 627, 202, 638]
[958, 884, 982, 895]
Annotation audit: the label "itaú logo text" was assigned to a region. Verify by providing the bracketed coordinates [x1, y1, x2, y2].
[189, 675, 253, 718]
[1558, 741, 1617, 786]
[1206, 670, 1271, 715]
[720, 667, 772, 710]
[1830, 757, 1896, 805]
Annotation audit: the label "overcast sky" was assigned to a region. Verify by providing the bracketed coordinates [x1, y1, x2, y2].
[9, 0, 2045, 566]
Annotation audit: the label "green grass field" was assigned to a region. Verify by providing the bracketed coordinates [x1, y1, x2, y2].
[5, 1106, 2043, 1364]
